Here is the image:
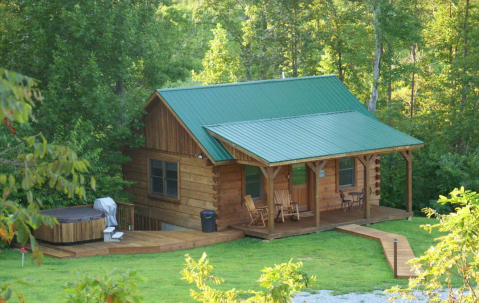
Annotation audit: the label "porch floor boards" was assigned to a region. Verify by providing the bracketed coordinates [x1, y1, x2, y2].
[17, 230, 244, 259]
[336, 224, 422, 279]
[231, 205, 413, 240]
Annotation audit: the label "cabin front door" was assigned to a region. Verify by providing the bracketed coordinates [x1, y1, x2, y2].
[291, 164, 310, 211]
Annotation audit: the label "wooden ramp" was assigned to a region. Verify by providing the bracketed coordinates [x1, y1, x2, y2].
[17, 230, 244, 259]
[336, 224, 421, 279]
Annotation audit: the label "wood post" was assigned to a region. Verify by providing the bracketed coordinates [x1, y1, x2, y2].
[260, 166, 282, 233]
[357, 154, 377, 219]
[307, 160, 327, 227]
[393, 238, 398, 279]
[400, 150, 413, 214]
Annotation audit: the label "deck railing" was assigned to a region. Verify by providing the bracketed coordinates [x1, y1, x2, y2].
[116, 201, 135, 231]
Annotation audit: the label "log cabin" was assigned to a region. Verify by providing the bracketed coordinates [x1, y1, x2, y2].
[123, 75, 423, 239]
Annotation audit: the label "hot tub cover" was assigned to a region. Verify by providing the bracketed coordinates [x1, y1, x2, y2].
[40, 207, 105, 224]
[93, 197, 118, 227]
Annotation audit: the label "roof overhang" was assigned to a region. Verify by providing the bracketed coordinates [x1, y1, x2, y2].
[204, 111, 424, 167]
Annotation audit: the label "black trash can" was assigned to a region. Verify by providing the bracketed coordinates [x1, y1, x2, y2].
[200, 209, 216, 233]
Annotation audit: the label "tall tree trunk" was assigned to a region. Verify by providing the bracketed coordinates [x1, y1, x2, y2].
[338, 41, 344, 82]
[461, 0, 470, 110]
[458, 0, 470, 154]
[369, 0, 382, 113]
[116, 79, 126, 124]
[387, 41, 392, 126]
[410, 43, 417, 119]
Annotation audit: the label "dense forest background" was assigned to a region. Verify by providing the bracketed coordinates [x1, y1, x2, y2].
[0, 0, 478, 214]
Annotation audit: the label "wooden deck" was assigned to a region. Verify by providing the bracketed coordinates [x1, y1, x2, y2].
[336, 224, 422, 279]
[18, 230, 244, 259]
[231, 205, 413, 239]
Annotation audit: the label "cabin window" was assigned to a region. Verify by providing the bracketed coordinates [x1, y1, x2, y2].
[245, 165, 263, 200]
[339, 158, 355, 187]
[150, 159, 178, 198]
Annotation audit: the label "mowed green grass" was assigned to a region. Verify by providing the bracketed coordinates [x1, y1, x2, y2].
[1, 217, 442, 302]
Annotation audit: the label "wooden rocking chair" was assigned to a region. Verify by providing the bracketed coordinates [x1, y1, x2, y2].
[245, 195, 268, 227]
[274, 190, 300, 222]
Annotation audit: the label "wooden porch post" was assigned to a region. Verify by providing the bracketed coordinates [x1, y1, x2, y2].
[261, 166, 282, 233]
[307, 160, 328, 227]
[400, 150, 413, 214]
[357, 154, 378, 219]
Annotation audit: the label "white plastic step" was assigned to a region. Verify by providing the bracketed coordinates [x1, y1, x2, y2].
[104, 227, 115, 234]
[112, 232, 123, 239]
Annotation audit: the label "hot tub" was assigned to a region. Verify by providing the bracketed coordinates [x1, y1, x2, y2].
[34, 207, 106, 244]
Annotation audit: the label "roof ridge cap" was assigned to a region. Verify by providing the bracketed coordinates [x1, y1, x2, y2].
[157, 75, 337, 93]
[203, 110, 355, 128]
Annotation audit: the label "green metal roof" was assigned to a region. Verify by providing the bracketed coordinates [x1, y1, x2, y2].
[204, 111, 424, 164]
[156, 75, 378, 162]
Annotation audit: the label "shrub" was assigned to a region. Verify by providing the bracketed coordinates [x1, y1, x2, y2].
[181, 252, 316, 303]
[386, 187, 479, 302]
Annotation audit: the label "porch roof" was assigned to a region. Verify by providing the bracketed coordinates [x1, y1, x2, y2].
[204, 111, 424, 165]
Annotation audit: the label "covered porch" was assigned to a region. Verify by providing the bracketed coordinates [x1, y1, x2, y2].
[205, 111, 424, 238]
[231, 204, 412, 240]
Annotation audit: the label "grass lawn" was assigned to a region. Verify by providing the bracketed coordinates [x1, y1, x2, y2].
[1, 217, 443, 302]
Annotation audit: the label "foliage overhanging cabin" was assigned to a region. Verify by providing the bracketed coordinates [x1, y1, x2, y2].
[123, 75, 423, 238]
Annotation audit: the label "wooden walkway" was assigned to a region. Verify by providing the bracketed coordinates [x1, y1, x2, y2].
[18, 230, 244, 259]
[336, 224, 421, 279]
[232, 205, 413, 239]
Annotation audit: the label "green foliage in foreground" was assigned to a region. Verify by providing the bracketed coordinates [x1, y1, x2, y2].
[1, 218, 445, 303]
[181, 253, 315, 302]
[387, 188, 479, 302]
[62, 268, 145, 303]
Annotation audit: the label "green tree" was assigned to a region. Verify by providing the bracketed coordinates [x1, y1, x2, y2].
[194, 24, 245, 84]
[0, 69, 95, 301]
[0, 0, 192, 207]
[386, 187, 479, 302]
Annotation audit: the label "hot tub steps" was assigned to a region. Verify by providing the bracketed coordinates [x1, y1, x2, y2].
[103, 227, 123, 242]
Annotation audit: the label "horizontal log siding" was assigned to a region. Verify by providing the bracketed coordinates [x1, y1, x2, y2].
[312, 157, 380, 211]
[216, 165, 290, 227]
[124, 148, 217, 230]
[218, 160, 381, 227]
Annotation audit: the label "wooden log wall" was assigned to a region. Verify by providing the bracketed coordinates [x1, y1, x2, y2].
[124, 148, 217, 231]
[217, 158, 381, 226]
[216, 165, 290, 227]
[308, 157, 380, 211]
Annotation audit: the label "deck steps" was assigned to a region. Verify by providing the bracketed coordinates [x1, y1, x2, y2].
[336, 224, 422, 279]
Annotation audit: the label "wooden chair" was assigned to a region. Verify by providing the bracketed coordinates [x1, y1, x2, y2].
[339, 190, 353, 212]
[274, 190, 300, 222]
[245, 195, 268, 227]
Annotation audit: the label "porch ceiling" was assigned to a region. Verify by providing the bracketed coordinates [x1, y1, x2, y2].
[204, 111, 423, 166]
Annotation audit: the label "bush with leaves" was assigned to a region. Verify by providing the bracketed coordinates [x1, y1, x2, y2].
[0, 278, 34, 302]
[1, 68, 96, 302]
[62, 268, 145, 303]
[386, 187, 479, 302]
[181, 252, 315, 303]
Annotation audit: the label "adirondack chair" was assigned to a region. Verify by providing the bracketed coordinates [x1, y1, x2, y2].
[245, 195, 268, 227]
[274, 190, 300, 222]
